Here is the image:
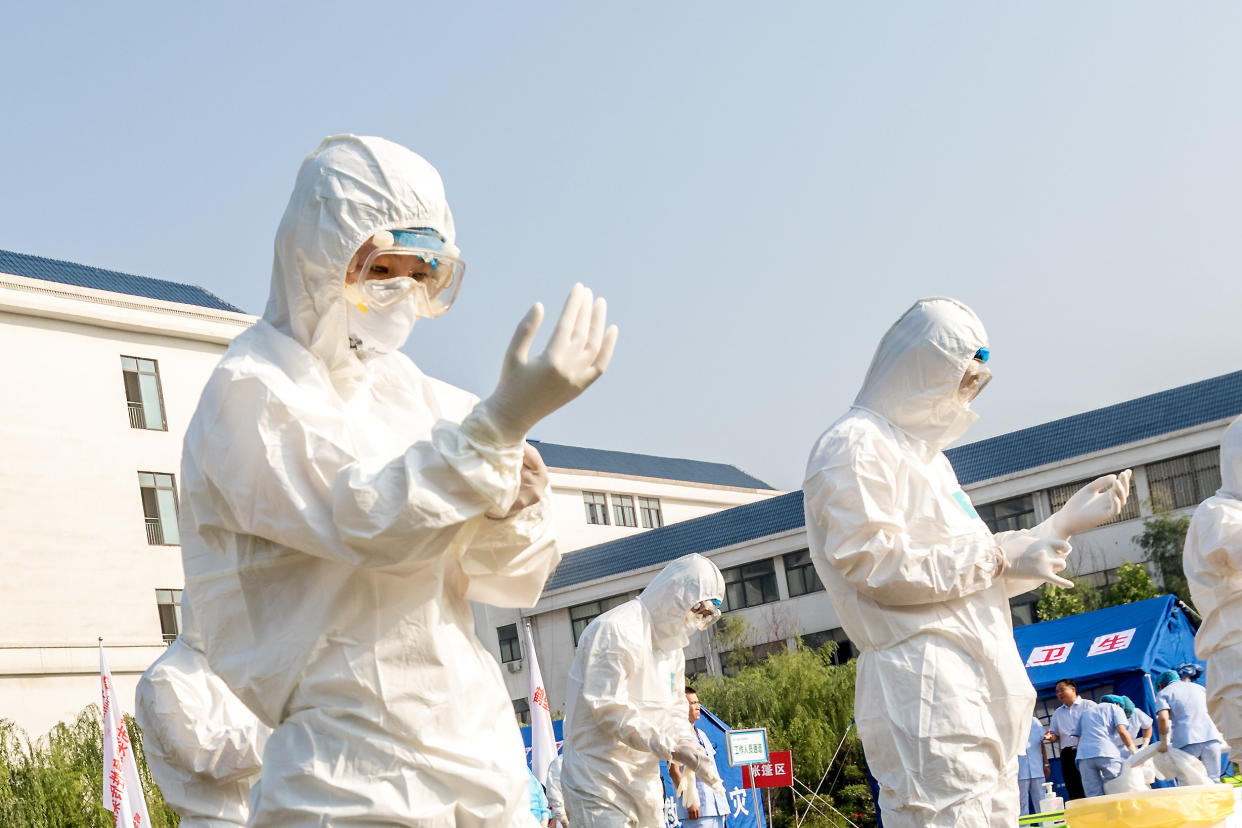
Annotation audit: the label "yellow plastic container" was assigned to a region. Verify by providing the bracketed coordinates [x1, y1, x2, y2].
[1065, 784, 1236, 828]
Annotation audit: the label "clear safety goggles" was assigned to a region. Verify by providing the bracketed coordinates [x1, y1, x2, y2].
[686, 598, 723, 631]
[347, 228, 465, 318]
[958, 353, 992, 404]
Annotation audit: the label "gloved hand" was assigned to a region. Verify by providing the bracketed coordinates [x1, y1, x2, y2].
[473, 284, 619, 446]
[1000, 538, 1073, 588]
[1157, 739, 1169, 753]
[672, 738, 725, 794]
[674, 768, 700, 810]
[1048, 471, 1132, 539]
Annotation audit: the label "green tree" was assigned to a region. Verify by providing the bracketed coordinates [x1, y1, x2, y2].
[695, 642, 873, 827]
[1134, 512, 1192, 605]
[0, 707, 179, 827]
[1105, 561, 1160, 606]
[1035, 575, 1104, 621]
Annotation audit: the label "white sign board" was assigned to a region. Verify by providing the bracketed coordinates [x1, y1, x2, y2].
[725, 728, 769, 766]
[1087, 628, 1136, 657]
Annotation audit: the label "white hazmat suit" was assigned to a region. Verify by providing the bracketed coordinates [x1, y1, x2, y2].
[134, 640, 269, 827]
[177, 135, 586, 826]
[803, 297, 1128, 827]
[1185, 413, 1242, 758]
[562, 554, 725, 827]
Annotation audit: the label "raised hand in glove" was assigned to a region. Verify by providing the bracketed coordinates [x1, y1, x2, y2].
[1048, 470, 1132, 539]
[472, 284, 618, 446]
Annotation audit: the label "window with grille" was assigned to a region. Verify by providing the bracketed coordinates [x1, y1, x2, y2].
[638, 497, 663, 529]
[721, 560, 779, 611]
[497, 624, 521, 663]
[121, 356, 167, 430]
[569, 594, 632, 644]
[583, 491, 610, 525]
[156, 589, 182, 643]
[512, 697, 530, 726]
[1047, 472, 1140, 525]
[1010, 590, 1041, 626]
[800, 627, 856, 665]
[976, 495, 1037, 533]
[783, 549, 824, 597]
[1145, 450, 1221, 512]
[612, 494, 637, 527]
[139, 472, 180, 545]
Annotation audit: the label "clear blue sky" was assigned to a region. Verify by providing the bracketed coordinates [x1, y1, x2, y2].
[3, 2, 1239, 491]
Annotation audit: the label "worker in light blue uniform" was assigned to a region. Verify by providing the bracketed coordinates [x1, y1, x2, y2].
[1155, 669, 1226, 782]
[1074, 696, 1135, 797]
[1110, 696, 1153, 758]
[1017, 715, 1049, 815]
[668, 687, 729, 827]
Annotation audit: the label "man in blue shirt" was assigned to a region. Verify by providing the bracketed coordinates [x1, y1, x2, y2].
[668, 688, 729, 827]
[1074, 695, 1135, 797]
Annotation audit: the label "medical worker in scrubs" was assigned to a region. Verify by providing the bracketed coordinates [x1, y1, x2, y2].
[169, 135, 617, 826]
[1074, 695, 1134, 797]
[1017, 715, 1049, 816]
[1184, 414, 1242, 759]
[1155, 669, 1226, 782]
[803, 297, 1132, 827]
[561, 554, 726, 827]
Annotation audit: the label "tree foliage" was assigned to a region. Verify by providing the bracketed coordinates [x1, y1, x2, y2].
[1134, 512, 1192, 606]
[695, 627, 874, 828]
[1036, 560, 1161, 621]
[0, 707, 179, 827]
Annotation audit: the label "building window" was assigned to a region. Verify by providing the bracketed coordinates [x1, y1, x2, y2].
[1047, 472, 1140, 526]
[685, 656, 708, 678]
[156, 589, 182, 643]
[1010, 590, 1041, 627]
[569, 594, 632, 644]
[512, 697, 530, 726]
[639, 497, 663, 529]
[800, 628, 856, 665]
[721, 560, 779, 611]
[612, 494, 637, 527]
[497, 624, 521, 663]
[139, 472, 180, 545]
[1145, 450, 1221, 512]
[121, 356, 167, 430]
[784, 549, 824, 597]
[583, 491, 610, 525]
[976, 495, 1037, 533]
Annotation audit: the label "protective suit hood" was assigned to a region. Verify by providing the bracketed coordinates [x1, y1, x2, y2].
[638, 553, 725, 651]
[263, 134, 457, 380]
[853, 297, 988, 452]
[1219, 415, 1242, 500]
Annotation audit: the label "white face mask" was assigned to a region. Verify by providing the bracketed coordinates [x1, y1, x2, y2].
[344, 283, 418, 356]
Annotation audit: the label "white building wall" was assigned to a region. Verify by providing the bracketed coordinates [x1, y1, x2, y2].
[0, 276, 254, 737]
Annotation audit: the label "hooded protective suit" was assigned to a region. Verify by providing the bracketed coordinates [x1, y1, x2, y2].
[1185, 413, 1242, 757]
[134, 640, 269, 827]
[177, 135, 556, 826]
[803, 298, 1048, 828]
[561, 554, 725, 827]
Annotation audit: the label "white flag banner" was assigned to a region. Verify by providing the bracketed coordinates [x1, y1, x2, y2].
[100, 643, 151, 827]
[526, 621, 557, 786]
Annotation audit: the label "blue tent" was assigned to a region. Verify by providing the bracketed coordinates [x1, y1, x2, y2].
[522, 708, 764, 827]
[1012, 594, 1204, 793]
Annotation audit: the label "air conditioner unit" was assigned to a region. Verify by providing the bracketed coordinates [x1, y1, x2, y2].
[506, 660, 523, 673]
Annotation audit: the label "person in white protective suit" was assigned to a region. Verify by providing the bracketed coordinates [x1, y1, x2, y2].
[135, 640, 270, 827]
[1184, 413, 1242, 760]
[175, 134, 617, 827]
[561, 553, 727, 827]
[803, 297, 1132, 827]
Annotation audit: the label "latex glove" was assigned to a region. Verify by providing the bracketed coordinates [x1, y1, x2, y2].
[671, 738, 707, 770]
[1157, 739, 1169, 753]
[1000, 538, 1073, 588]
[492, 443, 549, 518]
[474, 284, 619, 445]
[697, 754, 726, 795]
[675, 768, 700, 811]
[1048, 471, 1132, 539]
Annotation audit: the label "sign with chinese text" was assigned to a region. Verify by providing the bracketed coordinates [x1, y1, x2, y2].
[741, 750, 793, 788]
[1087, 628, 1136, 657]
[725, 728, 769, 766]
[1026, 642, 1073, 667]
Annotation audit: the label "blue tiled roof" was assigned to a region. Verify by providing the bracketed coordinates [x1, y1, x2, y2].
[545, 490, 804, 591]
[0, 249, 244, 313]
[529, 440, 774, 490]
[946, 370, 1242, 485]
